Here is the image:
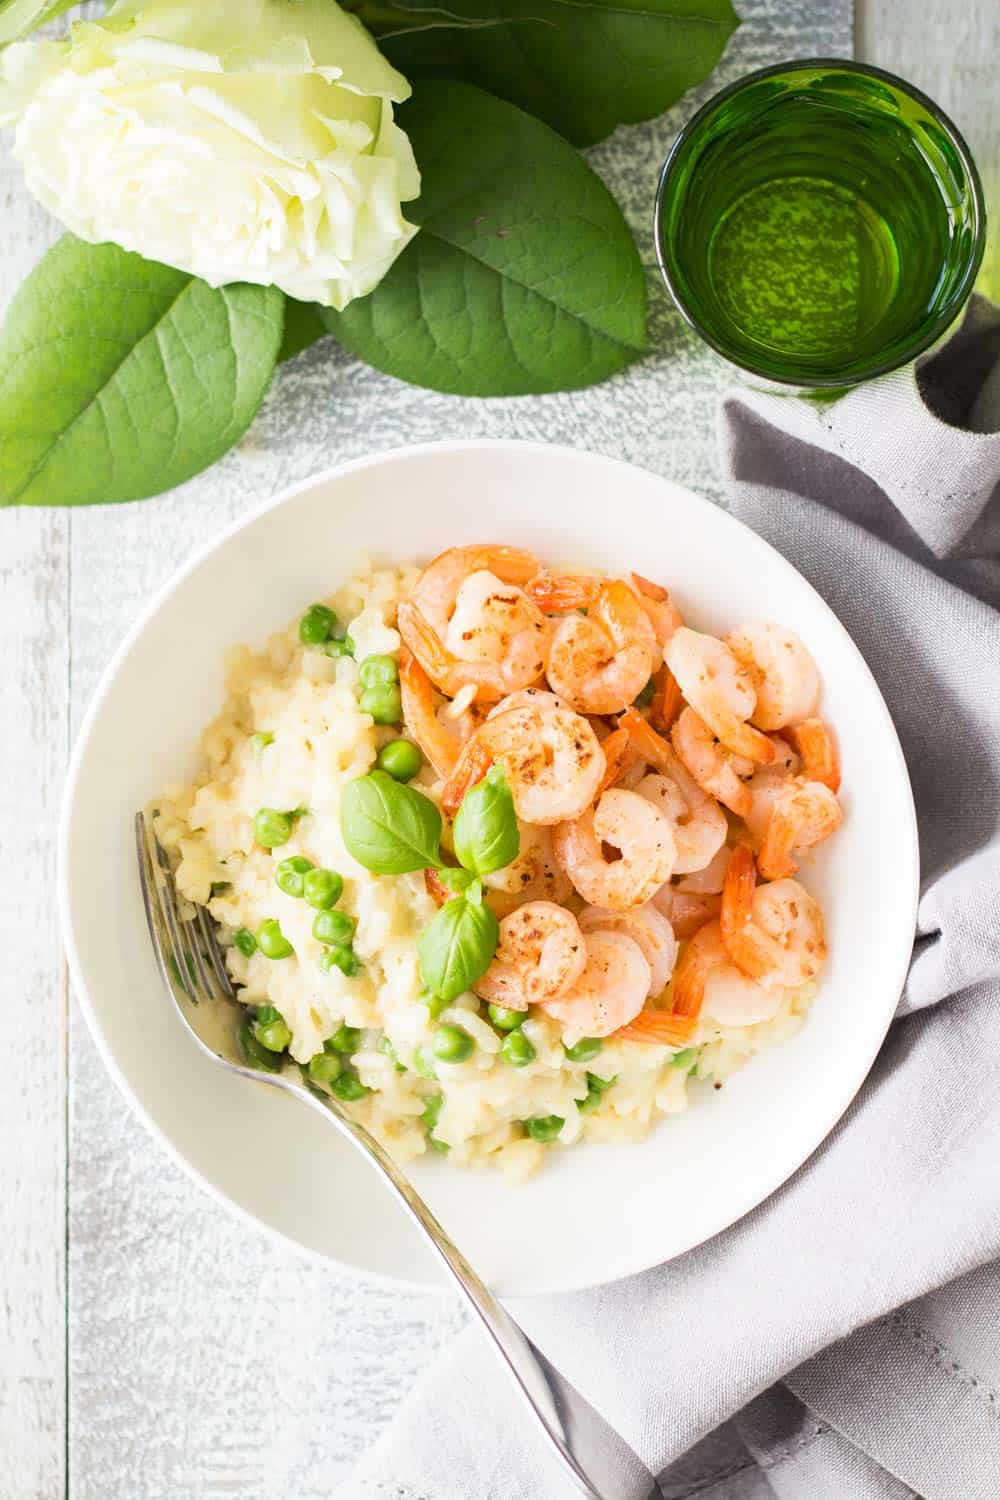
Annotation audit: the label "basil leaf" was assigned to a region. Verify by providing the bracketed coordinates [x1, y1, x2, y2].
[323, 81, 646, 396]
[418, 896, 499, 1001]
[436, 867, 476, 897]
[340, 771, 442, 875]
[0, 236, 283, 507]
[380, 0, 739, 148]
[453, 765, 519, 876]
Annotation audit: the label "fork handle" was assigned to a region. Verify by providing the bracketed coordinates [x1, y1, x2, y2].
[300, 1087, 659, 1500]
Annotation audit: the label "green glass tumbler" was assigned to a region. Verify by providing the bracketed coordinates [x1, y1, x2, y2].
[654, 60, 986, 388]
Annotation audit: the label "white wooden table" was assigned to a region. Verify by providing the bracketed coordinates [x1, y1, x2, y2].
[3, 3, 997, 1496]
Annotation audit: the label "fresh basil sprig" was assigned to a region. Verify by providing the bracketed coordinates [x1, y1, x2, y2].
[452, 764, 519, 876]
[340, 770, 442, 874]
[417, 886, 500, 1003]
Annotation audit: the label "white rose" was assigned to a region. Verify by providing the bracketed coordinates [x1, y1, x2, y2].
[0, 0, 421, 309]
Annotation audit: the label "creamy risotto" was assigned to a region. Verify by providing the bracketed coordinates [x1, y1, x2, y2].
[155, 551, 838, 1181]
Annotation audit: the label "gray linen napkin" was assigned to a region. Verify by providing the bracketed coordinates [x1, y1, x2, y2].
[338, 297, 1000, 1500]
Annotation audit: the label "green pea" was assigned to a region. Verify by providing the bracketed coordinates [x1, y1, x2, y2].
[360, 684, 402, 725]
[421, 992, 449, 1021]
[524, 1115, 564, 1144]
[428, 1135, 450, 1153]
[306, 1051, 342, 1086]
[378, 1035, 406, 1073]
[300, 603, 337, 645]
[421, 1092, 443, 1131]
[319, 946, 362, 977]
[233, 927, 257, 958]
[330, 1070, 369, 1101]
[240, 1017, 283, 1072]
[576, 1085, 602, 1114]
[488, 1003, 525, 1032]
[256, 919, 293, 959]
[433, 1023, 475, 1063]
[324, 636, 354, 659]
[376, 738, 422, 782]
[358, 654, 399, 687]
[413, 1045, 438, 1080]
[313, 910, 356, 947]
[501, 1030, 536, 1067]
[671, 1047, 698, 1070]
[563, 1036, 602, 1064]
[586, 1070, 617, 1093]
[633, 678, 656, 708]
[252, 1005, 291, 1053]
[253, 807, 295, 849]
[328, 1023, 361, 1055]
[275, 854, 313, 898]
[302, 868, 343, 910]
[250, 731, 273, 754]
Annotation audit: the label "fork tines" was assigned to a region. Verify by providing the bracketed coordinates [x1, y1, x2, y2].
[135, 810, 234, 1005]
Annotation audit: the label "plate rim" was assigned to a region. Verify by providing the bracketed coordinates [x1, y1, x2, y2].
[57, 438, 920, 1296]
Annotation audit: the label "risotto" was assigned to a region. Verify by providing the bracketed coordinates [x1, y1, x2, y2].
[154, 549, 839, 1181]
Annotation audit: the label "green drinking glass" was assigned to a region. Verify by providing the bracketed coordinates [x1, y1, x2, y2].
[654, 59, 986, 388]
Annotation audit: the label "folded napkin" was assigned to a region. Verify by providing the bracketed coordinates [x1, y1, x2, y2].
[340, 297, 1000, 1500]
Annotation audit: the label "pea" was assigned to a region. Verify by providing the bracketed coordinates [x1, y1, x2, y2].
[299, 603, 337, 644]
[324, 637, 354, 659]
[252, 1004, 291, 1053]
[421, 1092, 448, 1151]
[330, 1070, 369, 1101]
[524, 1115, 564, 1144]
[358, 654, 399, 688]
[306, 1050, 342, 1086]
[377, 738, 422, 782]
[586, 1070, 617, 1093]
[633, 678, 656, 708]
[240, 1017, 283, 1072]
[421, 992, 449, 1021]
[577, 1085, 602, 1114]
[233, 927, 257, 958]
[671, 1047, 698, 1070]
[328, 1023, 361, 1055]
[313, 910, 356, 947]
[413, 1045, 438, 1080]
[253, 807, 294, 849]
[501, 1030, 536, 1067]
[563, 1036, 602, 1064]
[256, 919, 293, 959]
[302, 868, 343, 910]
[250, 731, 274, 754]
[428, 1135, 450, 1153]
[319, 946, 362, 977]
[275, 854, 313, 898]
[378, 1035, 406, 1073]
[488, 1003, 525, 1032]
[360, 684, 402, 725]
[433, 1024, 475, 1063]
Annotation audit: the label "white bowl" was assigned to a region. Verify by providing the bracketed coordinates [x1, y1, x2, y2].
[59, 441, 918, 1297]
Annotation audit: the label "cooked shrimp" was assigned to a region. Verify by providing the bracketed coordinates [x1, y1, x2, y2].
[650, 885, 721, 938]
[785, 718, 841, 793]
[486, 687, 569, 718]
[595, 725, 642, 796]
[474, 902, 586, 1009]
[758, 779, 842, 880]
[527, 576, 658, 715]
[630, 573, 683, 647]
[720, 845, 827, 987]
[540, 929, 650, 1037]
[666, 628, 776, 764]
[671, 706, 753, 819]
[615, 1009, 699, 1045]
[441, 701, 605, 824]
[483, 821, 572, 917]
[579, 903, 678, 996]
[671, 920, 780, 1027]
[726, 622, 820, 731]
[634, 758, 727, 877]
[648, 665, 683, 733]
[743, 736, 802, 843]
[399, 650, 466, 779]
[676, 843, 731, 894]
[553, 788, 675, 910]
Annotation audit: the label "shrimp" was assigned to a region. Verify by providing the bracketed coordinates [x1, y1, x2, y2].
[474, 902, 586, 1009]
[398, 545, 548, 703]
[595, 725, 642, 796]
[630, 573, 683, 648]
[671, 920, 781, 1027]
[540, 929, 650, 1037]
[527, 576, 658, 715]
[744, 736, 802, 844]
[720, 845, 827, 988]
[648, 666, 683, 733]
[614, 1009, 699, 1045]
[399, 649, 468, 780]
[441, 701, 605, 824]
[553, 788, 675, 910]
[758, 779, 843, 880]
[726, 622, 820, 731]
[650, 884, 721, 938]
[482, 821, 572, 917]
[785, 718, 841, 793]
[487, 687, 570, 718]
[676, 843, 731, 894]
[671, 707, 753, 819]
[579, 903, 678, 996]
[666, 628, 776, 764]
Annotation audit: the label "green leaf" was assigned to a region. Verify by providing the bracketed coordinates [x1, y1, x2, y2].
[453, 765, 519, 876]
[435, 866, 477, 897]
[0, 0, 79, 46]
[0, 237, 283, 507]
[279, 298, 329, 363]
[340, 771, 443, 875]
[379, 0, 740, 147]
[323, 81, 646, 396]
[418, 895, 499, 1000]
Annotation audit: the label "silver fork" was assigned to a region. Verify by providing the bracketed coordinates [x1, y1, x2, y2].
[135, 811, 661, 1500]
